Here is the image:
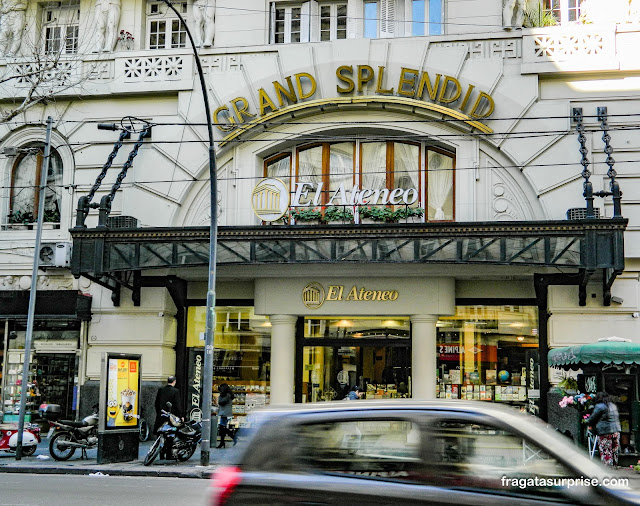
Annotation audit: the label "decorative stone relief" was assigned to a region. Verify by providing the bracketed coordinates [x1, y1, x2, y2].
[94, 0, 121, 52]
[491, 169, 525, 221]
[18, 275, 31, 290]
[124, 56, 184, 80]
[1, 275, 17, 288]
[193, 0, 215, 48]
[201, 55, 241, 73]
[502, 0, 525, 29]
[0, 0, 27, 57]
[432, 40, 521, 60]
[86, 61, 114, 80]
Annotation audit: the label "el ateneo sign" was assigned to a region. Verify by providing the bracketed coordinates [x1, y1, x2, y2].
[213, 65, 495, 132]
[254, 278, 456, 316]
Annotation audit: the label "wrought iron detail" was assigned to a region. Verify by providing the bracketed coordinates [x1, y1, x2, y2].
[596, 106, 623, 218]
[573, 107, 595, 218]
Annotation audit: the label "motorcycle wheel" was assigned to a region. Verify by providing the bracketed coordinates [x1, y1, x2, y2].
[144, 436, 163, 466]
[49, 432, 76, 461]
[177, 443, 197, 462]
[22, 445, 37, 457]
[139, 418, 150, 442]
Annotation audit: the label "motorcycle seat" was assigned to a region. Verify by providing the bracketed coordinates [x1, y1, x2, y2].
[60, 420, 87, 427]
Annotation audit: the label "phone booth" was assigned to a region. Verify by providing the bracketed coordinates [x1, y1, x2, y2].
[97, 352, 142, 464]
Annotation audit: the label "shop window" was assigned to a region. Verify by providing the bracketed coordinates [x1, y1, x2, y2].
[294, 419, 422, 479]
[425, 420, 570, 499]
[302, 317, 411, 402]
[436, 305, 539, 411]
[320, 3, 347, 41]
[2, 320, 81, 421]
[8, 145, 63, 226]
[543, 0, 581, 23]
[186, 307, 271, 427]
[43, 4, 80, 54]
[147, 1, 187, 49]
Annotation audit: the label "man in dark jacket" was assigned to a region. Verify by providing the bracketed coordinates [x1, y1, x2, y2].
[154, 376, 183, 434]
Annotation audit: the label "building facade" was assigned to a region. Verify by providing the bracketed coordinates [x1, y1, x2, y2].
[0, 0, 638, 433]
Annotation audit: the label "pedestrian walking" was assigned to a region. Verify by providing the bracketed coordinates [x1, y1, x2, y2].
[215, 383, 237, 448]
[154, 375, 183, 434]
[588, 391, 622, 467]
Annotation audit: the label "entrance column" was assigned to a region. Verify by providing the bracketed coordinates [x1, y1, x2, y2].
[269, 314, 297, 404]
[411, 315, 438, 400]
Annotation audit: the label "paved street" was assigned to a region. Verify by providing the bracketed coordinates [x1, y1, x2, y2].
[0, 474, 210, 506]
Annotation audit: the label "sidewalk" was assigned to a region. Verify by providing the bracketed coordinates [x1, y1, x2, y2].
[0, 438, 243, 479]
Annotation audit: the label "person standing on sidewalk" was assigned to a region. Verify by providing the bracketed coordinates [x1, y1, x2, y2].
[588, 391, 622, 467]
[154, 376, 183, 434]
[215, 383, 237, 448]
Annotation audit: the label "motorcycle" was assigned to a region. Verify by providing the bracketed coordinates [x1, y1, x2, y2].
[0, 422, 41, 456]
[47, 406, 99, 461]
[144, 403, 201, 466]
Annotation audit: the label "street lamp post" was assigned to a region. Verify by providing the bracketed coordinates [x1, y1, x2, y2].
[15, 116, 54, 459]
[161, 0, 218, 466]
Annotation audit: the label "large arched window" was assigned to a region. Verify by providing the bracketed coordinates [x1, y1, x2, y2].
[264, 140, 454, 223]
[9, 145, 63, 225]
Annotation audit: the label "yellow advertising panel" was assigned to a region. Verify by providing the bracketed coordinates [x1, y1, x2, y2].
[106, 357, 140, 428]
[187, 306, 207, 347]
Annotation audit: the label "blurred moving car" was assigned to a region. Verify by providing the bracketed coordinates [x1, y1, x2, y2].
[210, 400, 640, 505]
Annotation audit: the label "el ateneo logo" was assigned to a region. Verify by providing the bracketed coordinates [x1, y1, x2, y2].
[302, 282, 399, 309]
[251, 178, 290, 222]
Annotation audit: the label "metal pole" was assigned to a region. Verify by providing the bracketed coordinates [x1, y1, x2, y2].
[16, 116, 53, 459]
[161, 0, 217, 466]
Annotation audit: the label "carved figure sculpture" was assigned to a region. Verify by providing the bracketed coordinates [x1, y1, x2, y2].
[502, 0, 525, 28]
[0, 0, 27, 57]
[94, 0, 121, 52]
[193, 0, 215, 47]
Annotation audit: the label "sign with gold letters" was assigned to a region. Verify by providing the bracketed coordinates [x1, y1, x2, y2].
[302, 282, 399, 309]
[214, 65, 496, 132]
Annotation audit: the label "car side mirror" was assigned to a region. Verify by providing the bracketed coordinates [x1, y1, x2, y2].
[165, 401, 172, 410]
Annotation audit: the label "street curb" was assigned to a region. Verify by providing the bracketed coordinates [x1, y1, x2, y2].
[0, 464, 213, 479]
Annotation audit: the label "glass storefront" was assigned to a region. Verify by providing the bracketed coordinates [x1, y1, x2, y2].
[186, 306, 271, 425]
[301, 317, 411, 402]
[436, 305, 539, 412]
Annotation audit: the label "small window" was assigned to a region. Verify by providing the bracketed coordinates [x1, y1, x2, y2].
[294, 419, 423, 481]
[543, 0, 581, 24]
[319, 3, 347, 41]
[42, 4, 80, 54]
[8, 145, 63, 226]
[147, 1, 188, 49]
[271, 3, 307, 44]
[364, 1, 378, 38]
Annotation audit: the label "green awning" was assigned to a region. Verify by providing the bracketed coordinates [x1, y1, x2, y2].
[549, 338, 640, 370]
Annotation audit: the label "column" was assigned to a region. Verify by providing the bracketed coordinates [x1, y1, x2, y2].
[269, 314, 297, 404]
[411, 315, 438, 400]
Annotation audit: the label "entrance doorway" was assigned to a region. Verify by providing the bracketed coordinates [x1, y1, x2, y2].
[296, 317, 411, 402]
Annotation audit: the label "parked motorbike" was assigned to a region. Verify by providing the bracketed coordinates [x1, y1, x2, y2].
[46, 405, 99, 461]
[144, 403, 201, 466]
[0, 422, 41, 456]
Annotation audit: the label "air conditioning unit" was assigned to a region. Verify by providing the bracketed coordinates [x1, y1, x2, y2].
[38, 242, 71, 268]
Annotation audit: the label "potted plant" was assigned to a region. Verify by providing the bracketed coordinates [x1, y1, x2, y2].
[322, 206, 354, 224]
[8, 210, 35, 229]
[392, 206, 424, 223]
[42, 208, 61, 229]
[357, 205, 394, 223]
[290, 207, 323, 224]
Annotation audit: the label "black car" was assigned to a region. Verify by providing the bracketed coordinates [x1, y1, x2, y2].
[210, 400, 640, 505]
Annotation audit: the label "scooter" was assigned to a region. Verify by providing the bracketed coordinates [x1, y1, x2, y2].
[47, 406, 99, 461]
[143, 402, 201, 466]
[0, 422, 41, 456]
